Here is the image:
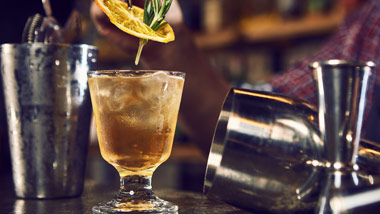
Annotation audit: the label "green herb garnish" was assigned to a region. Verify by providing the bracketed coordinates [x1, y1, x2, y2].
[134, 0, 173, 65]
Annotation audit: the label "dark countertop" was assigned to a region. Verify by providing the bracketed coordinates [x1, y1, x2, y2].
[0, 173, 250, 214]
[0, 143, 251, 214]
[3, 143, 380, 214]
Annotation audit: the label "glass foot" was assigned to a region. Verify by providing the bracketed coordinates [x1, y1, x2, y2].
[93, 175, 178, 213]
[92, 197, 178, 213]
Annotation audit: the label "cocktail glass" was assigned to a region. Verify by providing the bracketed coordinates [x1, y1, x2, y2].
[88, 70, 185, 213]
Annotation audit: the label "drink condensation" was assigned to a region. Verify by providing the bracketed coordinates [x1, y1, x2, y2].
[89, 71, 184, 177]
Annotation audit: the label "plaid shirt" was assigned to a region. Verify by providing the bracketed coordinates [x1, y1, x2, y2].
[270, 1, 380, 141]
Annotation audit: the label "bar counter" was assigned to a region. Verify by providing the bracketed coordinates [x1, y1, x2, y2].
[0, 143, 250, 214]
[0, 175, 250, 214]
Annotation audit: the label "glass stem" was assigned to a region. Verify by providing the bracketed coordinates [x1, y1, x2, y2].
[117, 175, 156, 201]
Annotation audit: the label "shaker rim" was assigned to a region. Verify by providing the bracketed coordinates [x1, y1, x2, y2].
[309, 59, 375, 69]
[203, 88, 234, 194]
[0, 42, 98, 51]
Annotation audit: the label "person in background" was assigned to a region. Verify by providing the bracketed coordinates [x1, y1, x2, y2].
[91, 0, 380, 155]
[269, 0, 380, 144]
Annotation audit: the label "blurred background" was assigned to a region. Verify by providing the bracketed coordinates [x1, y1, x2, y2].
[0, 0, 343, 192]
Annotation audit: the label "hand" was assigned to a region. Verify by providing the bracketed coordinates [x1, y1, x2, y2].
[90, 0, 184, 57]
[90, 0, 139, 55]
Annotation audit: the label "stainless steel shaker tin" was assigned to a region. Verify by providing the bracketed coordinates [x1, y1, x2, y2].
[1, 43, 98, 199]
[204, 88, 322, 213]
[204, 87, 380, 213]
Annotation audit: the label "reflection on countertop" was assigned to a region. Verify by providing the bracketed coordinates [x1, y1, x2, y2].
[0, 142, 250, 214]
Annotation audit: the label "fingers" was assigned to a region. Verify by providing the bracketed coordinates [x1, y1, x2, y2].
[165, 0, 183, 25]
[89, 0, 184, 58]
[90, 1, 139, 54]
[90, 2, 110, 36]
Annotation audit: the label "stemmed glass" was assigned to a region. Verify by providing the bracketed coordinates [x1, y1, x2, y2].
[88, 70, 185, 213]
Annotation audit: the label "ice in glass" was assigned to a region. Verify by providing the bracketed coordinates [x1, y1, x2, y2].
[88, 70, 185, 213]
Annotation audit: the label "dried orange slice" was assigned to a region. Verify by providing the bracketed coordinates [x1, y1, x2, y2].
[95, 0, 174, 43]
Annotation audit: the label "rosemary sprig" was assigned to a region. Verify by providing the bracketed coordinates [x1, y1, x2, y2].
[134, 0, 173, 65]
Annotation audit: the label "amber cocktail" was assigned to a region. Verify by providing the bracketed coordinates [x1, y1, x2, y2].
[88, 70, 185, 213]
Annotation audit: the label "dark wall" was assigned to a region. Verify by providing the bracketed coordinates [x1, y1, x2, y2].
[0, 0, 74, 174]
[0, 0, 74, 43]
